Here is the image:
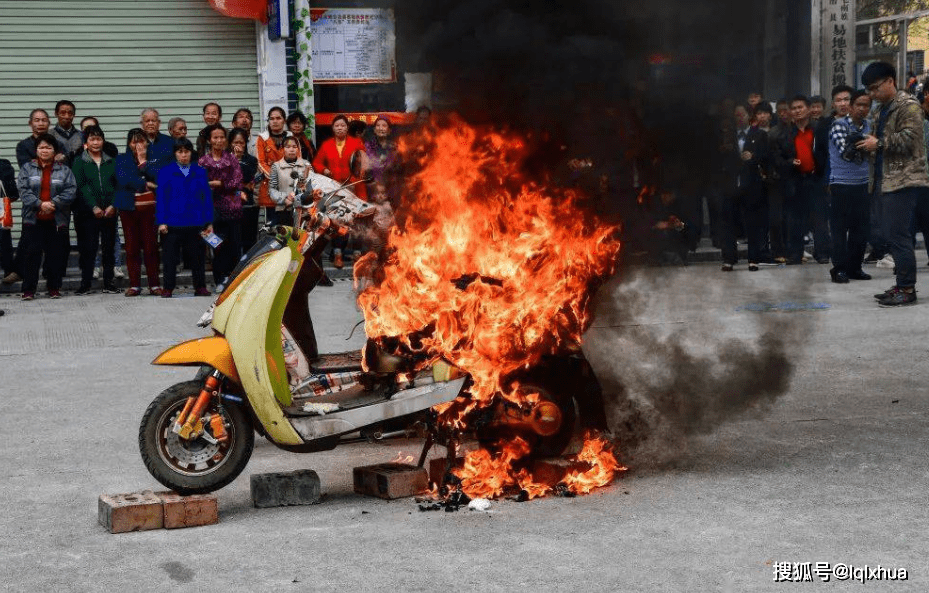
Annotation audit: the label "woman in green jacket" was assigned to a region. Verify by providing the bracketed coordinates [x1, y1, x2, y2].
[72, 125, 118, 294]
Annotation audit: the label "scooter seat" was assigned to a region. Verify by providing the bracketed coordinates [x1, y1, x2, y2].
[309, 350, 364, 373]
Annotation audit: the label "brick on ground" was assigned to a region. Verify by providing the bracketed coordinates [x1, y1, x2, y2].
[156, 491, 218, 529]
[353, 462, 429, 499]
[428, 457, 464, 485]
[98, 491, 163, 533]
[250, 469, 321, 508]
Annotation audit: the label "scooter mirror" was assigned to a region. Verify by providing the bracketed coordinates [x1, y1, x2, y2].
[348, 150, 370, 181]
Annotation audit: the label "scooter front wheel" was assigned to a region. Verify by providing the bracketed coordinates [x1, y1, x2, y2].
[139, 380, 254, 495]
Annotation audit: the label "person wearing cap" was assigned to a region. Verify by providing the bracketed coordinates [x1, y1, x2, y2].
[858, 61, 929, 307]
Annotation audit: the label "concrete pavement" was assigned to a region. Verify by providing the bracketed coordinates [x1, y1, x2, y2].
[0, 259, 926, 592]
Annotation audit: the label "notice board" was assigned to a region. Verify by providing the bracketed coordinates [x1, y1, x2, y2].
[310, 8, 397, 84]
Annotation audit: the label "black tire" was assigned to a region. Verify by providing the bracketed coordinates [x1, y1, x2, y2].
[139, 380, 254, 494]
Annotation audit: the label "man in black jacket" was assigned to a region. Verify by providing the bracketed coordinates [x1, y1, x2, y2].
[774, 95, 820, 264]
[720, 103, 770, 271]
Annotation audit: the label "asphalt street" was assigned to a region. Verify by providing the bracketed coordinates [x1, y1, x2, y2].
[0, 260, 926, 592]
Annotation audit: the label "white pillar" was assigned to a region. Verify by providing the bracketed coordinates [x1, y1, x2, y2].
[255, 21, 289, 125]
[811, 0, 822, 96]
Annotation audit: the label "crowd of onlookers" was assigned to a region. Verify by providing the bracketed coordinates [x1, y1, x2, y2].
[3, 61, 929, 311]
[0, 101, 432, 304]
[628, 61, 929, 307]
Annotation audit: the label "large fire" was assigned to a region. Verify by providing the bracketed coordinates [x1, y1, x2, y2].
[356, 116, 625, 499]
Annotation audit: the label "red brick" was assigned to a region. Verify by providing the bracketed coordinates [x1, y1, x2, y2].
[428, 457, 464, 485]
[156, 492, 219, 529]
[98, 491, 163, 533]
[353, 463, 429, 499]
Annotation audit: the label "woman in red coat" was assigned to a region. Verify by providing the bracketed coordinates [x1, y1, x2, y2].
[312, 114, 367, 200]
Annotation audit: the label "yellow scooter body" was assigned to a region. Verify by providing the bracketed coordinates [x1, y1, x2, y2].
[213, 239, 305, 446]
[153, 234, 306, 447]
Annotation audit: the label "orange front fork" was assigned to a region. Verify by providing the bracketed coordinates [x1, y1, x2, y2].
[174, 371, 227, 441]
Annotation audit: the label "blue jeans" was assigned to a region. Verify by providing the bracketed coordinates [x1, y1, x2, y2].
[881, 187, 919, 288]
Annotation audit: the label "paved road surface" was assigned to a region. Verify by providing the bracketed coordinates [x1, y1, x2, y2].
[0, 261, 925, 592]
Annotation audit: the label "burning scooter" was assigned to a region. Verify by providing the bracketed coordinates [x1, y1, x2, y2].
[138, 171, 607, 495]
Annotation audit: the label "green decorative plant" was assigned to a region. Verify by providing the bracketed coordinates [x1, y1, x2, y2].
[291, 6, 315, 127]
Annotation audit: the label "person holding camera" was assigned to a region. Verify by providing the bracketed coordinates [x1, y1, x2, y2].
[858, 61, 929, 307]
[827, 89, 873, 284]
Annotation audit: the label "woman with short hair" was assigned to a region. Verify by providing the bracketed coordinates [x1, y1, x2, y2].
[17, 133, 77, 300]
[287, 111, 316, 162]
[115, 127, 162, 296]
[198, 123, 243, 288]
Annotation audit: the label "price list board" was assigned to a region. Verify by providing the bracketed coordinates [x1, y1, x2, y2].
[310, 8, 397, 84]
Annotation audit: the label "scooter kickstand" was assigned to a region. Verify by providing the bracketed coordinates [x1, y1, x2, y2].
[416, 433, 434, 468]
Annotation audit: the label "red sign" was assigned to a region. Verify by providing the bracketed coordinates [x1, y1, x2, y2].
[208, 0, 267, 22]
[315, 112, 417, 126]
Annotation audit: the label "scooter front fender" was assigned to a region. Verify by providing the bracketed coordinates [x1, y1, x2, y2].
[152, 336, 240, 385]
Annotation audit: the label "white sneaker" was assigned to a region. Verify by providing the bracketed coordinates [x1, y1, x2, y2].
[93, 267, 102, 280]
[113, 267, 125, 279]
[876, 254, 896, 269]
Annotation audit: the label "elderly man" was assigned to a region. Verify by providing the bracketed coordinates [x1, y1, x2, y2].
[859, 61, 929, 307]
[167, 117, 188, 141]
[140, 108, 175, 165]
[15, 109, 51, 166]
[51, 100, 82, 166]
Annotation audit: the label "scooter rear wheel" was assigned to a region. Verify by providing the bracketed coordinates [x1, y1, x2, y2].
[139, 380, 254, 495]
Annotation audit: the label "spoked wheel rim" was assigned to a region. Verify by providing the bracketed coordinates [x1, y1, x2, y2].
[155, 401, 236, 477]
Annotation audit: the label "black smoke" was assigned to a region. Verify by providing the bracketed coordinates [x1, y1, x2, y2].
[583, 269, 805, 466]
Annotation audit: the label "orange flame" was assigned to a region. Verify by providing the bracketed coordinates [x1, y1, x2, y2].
[391, 451, 415, 464]
[357, 116, 623, 498]
[453, 434, 625, 500]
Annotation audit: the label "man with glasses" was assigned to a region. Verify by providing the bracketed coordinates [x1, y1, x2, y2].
[858, 61, 929, 307]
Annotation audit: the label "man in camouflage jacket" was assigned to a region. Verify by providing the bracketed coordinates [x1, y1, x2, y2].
[860, 61, 929, 307]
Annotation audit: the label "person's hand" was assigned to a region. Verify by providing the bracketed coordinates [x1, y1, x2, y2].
[653, 221, 670, 230]
[93, 206, 104, 219]
[312, 188, 323, 201]
[40, 201, 55, 214]
[857, 135, 880, 152]
[285, 193, 295, 206]
[201, 224, 213, 236]
[323, 168, 332, 176]
[239, 191, 248, 202]
[145, 181, 157, 190]
[55, 153, 66, 163]
[793, 159, 802, 167]
[741, 151, 753, 161]
[208, 180, 222, 188]
[104, 206, 116, 218]
[158, 224, 168, 235]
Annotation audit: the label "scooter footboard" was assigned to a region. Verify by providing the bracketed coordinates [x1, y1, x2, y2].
[291, 378, 465, 441]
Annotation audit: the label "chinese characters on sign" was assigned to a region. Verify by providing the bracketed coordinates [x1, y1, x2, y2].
[310, 8, 397, 84]
[822, 0, 856, 88]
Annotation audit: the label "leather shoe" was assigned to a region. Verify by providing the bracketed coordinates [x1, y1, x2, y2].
[847, 270, 872, 280]
[830, 271, 849, 284]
